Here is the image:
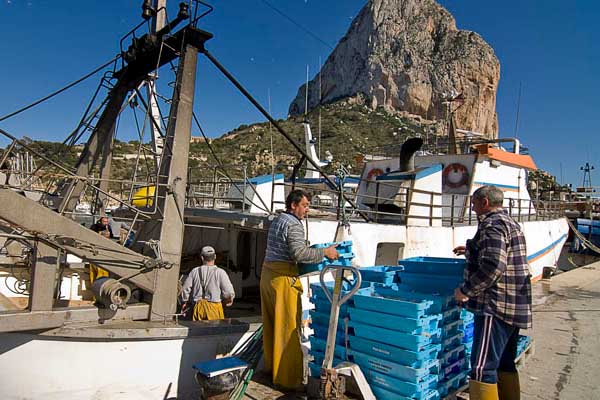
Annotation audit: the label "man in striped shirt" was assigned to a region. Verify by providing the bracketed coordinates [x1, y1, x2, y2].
[454, 185, 531, 400]
[261, 189, 339, 390]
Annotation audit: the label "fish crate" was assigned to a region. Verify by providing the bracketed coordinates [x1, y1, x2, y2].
[378, 285, 456, 314]
[309, 337, 347, 361]
[442, 307, 461, 324]
[437, 358, 467, 382]
[371, 385, 440, 400]
[438, 344, 466, 368]
[349, 320, 440, 352]
[437, 371, 469, 397]
[348, 306, 441, 334]
[309, 310, 348, 331]
[352, 287, 437, 319]
[299, 241, 354, 275]
[358, 265, 402, 285]
[438, 331, 464, 351]
[366, 369, 438, 399]
[397, 271, 463, 295]
[461, 324, 474, 344]
[348, 348, 440, 383]
[311, 296, 350, 316]
[460, 309, 474, 324]
[311, 324, 346, 346]
[348, 335, 441, 368]
[308, 357, 345, 377]
[441, 319, 463, 339]
[398, 257, 466, 277]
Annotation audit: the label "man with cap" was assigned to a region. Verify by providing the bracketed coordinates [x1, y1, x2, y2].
[179, 246, 235, 320]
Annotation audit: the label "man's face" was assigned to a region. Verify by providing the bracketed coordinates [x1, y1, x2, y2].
[290, 196, 310, 220]
[471, 196, 490, 216]
[101, 217, 109, 226]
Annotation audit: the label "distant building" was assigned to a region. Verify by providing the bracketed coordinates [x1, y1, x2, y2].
[190, 136, 210, 144]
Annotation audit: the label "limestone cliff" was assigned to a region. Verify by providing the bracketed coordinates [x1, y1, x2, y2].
[289, 0, 500, 137]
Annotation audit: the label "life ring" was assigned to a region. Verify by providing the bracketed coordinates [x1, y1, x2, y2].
[367, 168, 384, 181]
[443, 163, 469, 188]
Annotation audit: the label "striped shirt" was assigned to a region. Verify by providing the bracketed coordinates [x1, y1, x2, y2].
[179, 265, 235, 304]
[264, 212, 323, 264]
[460, 209, 532, 329]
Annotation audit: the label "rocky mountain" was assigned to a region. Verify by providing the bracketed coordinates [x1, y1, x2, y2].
[289, 0, 500, 137]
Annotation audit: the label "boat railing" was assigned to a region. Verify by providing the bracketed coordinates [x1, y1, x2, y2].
[184, 163, 568, 226]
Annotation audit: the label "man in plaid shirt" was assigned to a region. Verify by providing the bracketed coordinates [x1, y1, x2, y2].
[454, 185, 531, 400]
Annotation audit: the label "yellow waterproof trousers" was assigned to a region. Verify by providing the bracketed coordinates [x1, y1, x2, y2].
[89, 264, 109, 283]
[193, 299, 224, 320]
[260, 261, 303, 390]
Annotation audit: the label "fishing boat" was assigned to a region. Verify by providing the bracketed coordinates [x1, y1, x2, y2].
[0, 2, 568, 399]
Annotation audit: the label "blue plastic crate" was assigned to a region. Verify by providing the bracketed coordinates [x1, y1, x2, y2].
[441, 319, 463, 339]
[371, 385, 440, 400]
[464, 341, 473, 354]
[366, 369, 438, 399]
[309, 355, 345, 374]
[397, 271, 463, 295]
[352, 287, 436, 318]
[311, 324, 346, 345]
[359, 265, 402, 285]
[348, 335, 441, 368]
[348, 306, 441, 334]
[311, 296, 350, 316]
[377, 285, 456, 314]
[349, 348, 440, 383]
[349, 320, 439, 352]
[437, 371, 469, 397]
[309, 336, 347, 360]
[439, 344, 466, 367]
[460, 309, 475, 324]
[442, 307, 461, 324]
[438, 358, 467, 381]
[462, 328, 474, 344]
[399, 257, 466, 276]
[309, 310, 348, 331]
[439, 331, 464, 351]
[299, 241, 354, 275]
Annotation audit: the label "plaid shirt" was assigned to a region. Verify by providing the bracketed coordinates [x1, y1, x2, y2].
[460, 209, 532, 328]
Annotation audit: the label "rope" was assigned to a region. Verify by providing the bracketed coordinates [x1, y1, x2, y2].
[566, 218, 600, 255]
[0, 56, 120, 123]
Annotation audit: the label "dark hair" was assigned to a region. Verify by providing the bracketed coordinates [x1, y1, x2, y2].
[473, 185, 503, 207]
[286, 189, 311, 209]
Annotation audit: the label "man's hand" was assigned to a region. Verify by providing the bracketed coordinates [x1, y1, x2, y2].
[454, 287, 469, 303]
[180, 302, 189, 315]
[323, 245, 339, 261]
[453, 245, 466, 256]
[223, 297, 233, 307]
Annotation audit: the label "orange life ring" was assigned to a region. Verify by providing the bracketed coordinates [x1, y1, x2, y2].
[443, 163, 469, 188]
[367, 168, 384, 181]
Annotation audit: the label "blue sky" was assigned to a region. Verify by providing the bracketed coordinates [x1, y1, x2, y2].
[0, 0, 598, 187]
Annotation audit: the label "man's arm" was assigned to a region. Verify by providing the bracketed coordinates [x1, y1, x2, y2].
[459, 225, 507, 297]
[219, 270, 235, 306]
[287, 223, 326, 263]
[178, 271, 195, 304]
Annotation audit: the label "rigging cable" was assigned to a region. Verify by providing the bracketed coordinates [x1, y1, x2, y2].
[257, 0, 334, 51]
[0, 55, 120, 123]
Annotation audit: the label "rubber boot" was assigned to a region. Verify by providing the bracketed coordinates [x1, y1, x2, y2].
[469, 379, 499, 400]
[497, 371, 520, 400]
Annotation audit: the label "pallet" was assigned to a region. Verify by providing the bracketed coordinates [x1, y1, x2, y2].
[515, 340, 535, 370]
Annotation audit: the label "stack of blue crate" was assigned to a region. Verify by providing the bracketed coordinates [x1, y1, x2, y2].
[347, 285, 443, 400]
[516, 335, 532, 359]
[299, 240, 354, 275]
[395, 257, 471, 397]
[460, 309, 475, 368]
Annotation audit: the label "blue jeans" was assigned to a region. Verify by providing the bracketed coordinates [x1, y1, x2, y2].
[470, 314, 520, 383]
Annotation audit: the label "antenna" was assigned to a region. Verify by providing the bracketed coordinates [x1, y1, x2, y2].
[318, 56, 322, 159]
[304, 64, 309, 118]
[513, 81, 522, 138]
[581, 162, 594, 188]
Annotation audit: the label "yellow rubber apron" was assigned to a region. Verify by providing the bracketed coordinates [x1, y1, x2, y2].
[260, 261, 304, 389]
